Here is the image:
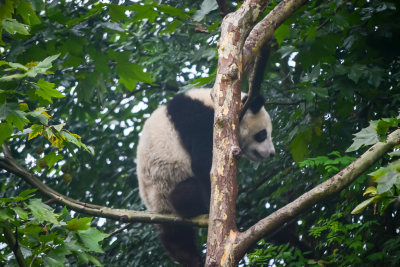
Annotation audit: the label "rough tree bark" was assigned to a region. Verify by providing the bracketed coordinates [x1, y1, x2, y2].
[207, 0, 318, 266]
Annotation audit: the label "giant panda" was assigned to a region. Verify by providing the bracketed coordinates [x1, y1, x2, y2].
[136, 88, 275, 266]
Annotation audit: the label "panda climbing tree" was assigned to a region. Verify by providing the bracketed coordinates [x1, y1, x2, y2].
[137, 88, 275, 266]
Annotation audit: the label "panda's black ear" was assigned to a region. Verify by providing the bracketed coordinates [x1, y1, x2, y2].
[249, 95, 265, 114]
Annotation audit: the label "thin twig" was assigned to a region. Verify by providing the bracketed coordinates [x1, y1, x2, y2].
[106, 222, 133, 239]
[265, 100, 304, 106]
[0, 144, 208, 227]
[3, 227, 27, 267]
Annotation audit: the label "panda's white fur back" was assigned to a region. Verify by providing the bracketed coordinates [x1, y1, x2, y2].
[137, 88, 215, 214]
[137, 105, 193, 213]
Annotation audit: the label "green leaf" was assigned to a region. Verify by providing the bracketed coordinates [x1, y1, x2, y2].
[43, 255, 65, 267]
[21, 224, 43, 235]
[0, 0, 14, 22]
[28, 124, 44, 140]
[311, 86, 328, 98]
[46, 245, 70, 267]
[0, 72, 27, 81]
[367, 66, 384, 88]
[351, 196, 377, 214]
[0, 102, 19, 120]
[61, 131, 82, 148]
[193, 0, 218, 21]
[0, 122, 13, 145]
[0, 103, 30, 130]
[59, 206, 72, 222]
[65, 5, 105, 27]
[275, 24, 290, 45]
[369, 167, 387, 182]
[18, 188, 37, 199]
[27, 108, 51, 125]
[363, 186, 377, 197]
[26, 54, 60, 78]
[16, 1, 41, 26]
[52, 123, 65, 132]
[14, 207, 29, 220]
[78, 228, 109, 253]
[348, 64, 367, 84]
[6, 110, 29, 130]
[107, 4, 129, 21]
[116, 60, 153, 91]
[2, 18, 30, 35]
[190, 72, 215, 87]
[160, 20, 180, 35]
[66, 217, 93, 231]
[346, 124, 379, 152]
[375, 117, 400, 136]
[389, 150, 400, 157]
[157, 5, 188, 20]
[290, 134, 309, 163]
[43, 151, 63, 169]
[26, 198, 59, 224]
[305, 25, 317, 42]
[86, 253, 103, 267]
[0, 207, 14, 221]
[34, 79, 64, 103]
[129, 4, 158, 23]
[377, 170, 400, 194]
[8, 62, 29, 71]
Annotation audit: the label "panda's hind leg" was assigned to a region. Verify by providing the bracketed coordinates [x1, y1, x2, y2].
[159, 225, 202, 267]
[170, 177, 208, 218]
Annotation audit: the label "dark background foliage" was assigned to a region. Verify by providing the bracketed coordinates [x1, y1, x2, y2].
[1, 0, 400, 266]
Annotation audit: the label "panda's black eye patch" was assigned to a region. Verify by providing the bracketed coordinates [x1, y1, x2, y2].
[254, 129, 267, 143]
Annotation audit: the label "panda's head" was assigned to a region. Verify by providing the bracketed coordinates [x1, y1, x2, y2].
[239, 95, 275, 161]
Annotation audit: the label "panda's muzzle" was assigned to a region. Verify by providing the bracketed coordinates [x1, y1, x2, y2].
[252, 149, 275, 160]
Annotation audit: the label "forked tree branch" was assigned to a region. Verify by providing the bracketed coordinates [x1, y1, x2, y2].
[242, 0, 308, 70]
[0, 144, 208, 227]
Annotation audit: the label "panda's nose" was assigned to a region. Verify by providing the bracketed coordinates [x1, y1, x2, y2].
[269, 151, 275, 158]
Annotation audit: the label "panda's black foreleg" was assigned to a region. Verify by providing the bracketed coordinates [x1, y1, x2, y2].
[189, 139, 213, 214]
[170, 177, 208, 218]
[159, 224, 203, 267]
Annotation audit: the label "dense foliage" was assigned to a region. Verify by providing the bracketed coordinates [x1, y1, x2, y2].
[1, 0, 400, 266]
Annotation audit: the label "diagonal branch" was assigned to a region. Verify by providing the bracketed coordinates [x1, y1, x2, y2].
[3, 227, 27, 267]
[232, 129, 400, 261]
[0, 144, 208, 227]
[242, 0, 308, 71]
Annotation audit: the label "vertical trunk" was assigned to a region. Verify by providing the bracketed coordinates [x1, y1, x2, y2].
[206, 74, 242, 266]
